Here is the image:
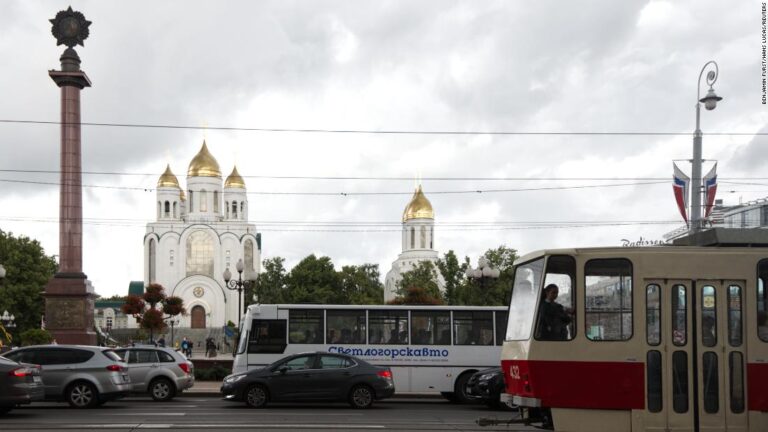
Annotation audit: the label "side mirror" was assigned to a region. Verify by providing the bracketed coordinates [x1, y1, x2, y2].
[278, 365, 289, 374]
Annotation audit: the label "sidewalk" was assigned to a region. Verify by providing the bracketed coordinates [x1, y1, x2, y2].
[183, 381, 442, 399]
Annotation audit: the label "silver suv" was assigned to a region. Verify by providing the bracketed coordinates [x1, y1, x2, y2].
[113, 346, 194, 401]
[3, 345, 130, 408]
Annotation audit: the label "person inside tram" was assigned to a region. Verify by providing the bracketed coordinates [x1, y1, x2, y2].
[702, 315, 716, 346]
[537, 284, 573, 341]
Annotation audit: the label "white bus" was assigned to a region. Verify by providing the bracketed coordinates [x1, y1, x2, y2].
[233, 304, 508, 401]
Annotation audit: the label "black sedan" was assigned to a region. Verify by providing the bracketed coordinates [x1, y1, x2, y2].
[0, 355, 44, 415]
[465, 367, 516, 410]
[221, 352, 395, 408]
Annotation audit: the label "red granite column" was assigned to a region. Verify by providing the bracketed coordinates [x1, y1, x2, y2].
[44, 46, 97, 345]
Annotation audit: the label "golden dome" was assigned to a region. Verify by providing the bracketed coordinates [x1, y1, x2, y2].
[187, 140, 221, 178]
[157, 164, 180, 189]
[224, 165, 246, 189]
[180, 190, 186, 201]
[402, 185, 434, 222]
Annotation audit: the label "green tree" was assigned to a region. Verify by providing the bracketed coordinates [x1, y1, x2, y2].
[285, 255, 343, 304]
[460, 245, 518, 306]
[248, 257, 288, 306]
[121, 283, 185, 342]
[0, 230, 57, 343]
[20, 328, 53, 346]
[437, 250, 468, 305]
[339, 264, 384, 304]
[389, 261, 444, 305]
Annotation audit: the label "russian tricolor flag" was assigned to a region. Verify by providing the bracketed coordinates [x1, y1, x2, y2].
[673, 163, 690, 224]
[703, 163, 718, 218]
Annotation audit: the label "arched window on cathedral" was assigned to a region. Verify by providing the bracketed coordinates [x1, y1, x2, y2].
[149, 238, 156, 282]
[240, 202, 245, 219]
[186, 230, 214, 277]
[188, 191, 194, 212]
[410, 227, 415, 249]
[173, 201, 178, 219]
[244, 240, 254, 273]
[225, 201, 229, 218]
[430, 226, 434, 249]
[200, 190, 208, 212]
[420, 226, 426, 249]
[164, 201, 170, 218]
[213, 191, 219, 213]
[232, 202, 238, 219]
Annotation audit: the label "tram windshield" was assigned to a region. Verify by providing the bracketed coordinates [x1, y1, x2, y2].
[506, 258, 545, 340]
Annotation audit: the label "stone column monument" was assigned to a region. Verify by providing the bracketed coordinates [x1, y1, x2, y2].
[43, 7, 96, 345]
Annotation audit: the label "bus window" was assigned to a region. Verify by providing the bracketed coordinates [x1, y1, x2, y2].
[585, 259, 633, 341]
[289, 309, 323, 344]
[672, 285, 687, 346]
[454, 311, 493, 345]
[495, 311, 508, 345]
[506, 258, 545, 341]
[646, 284, 661, 345]
[248, 319, 287, 354]
[327, 310, 366, 344]
[757, 259, 768, 342]
[369, 310, 408, 345]
[535, 255, 576, 341]
[410, 311, 450, 345]
[727, 285, 742, 347]
[701, 285, 717, 347]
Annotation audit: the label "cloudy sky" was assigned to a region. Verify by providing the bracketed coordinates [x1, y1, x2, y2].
[0, 1, 765, 297]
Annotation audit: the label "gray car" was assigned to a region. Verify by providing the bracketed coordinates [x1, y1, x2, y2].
[3, 345, 130, 408]
[0, 355, 44, 415]
[113, 346, 194, 401]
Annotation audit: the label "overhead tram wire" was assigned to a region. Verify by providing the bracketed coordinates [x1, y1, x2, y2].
[0, 119, 763, 136]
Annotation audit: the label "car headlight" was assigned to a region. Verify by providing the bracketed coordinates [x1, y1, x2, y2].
[223, 374, 246, 384]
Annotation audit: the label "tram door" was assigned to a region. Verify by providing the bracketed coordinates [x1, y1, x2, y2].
[643, 280, 748, 432]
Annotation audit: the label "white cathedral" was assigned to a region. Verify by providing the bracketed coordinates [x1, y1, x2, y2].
[384, 186, 446, 302]
[143, 140, 261, 329]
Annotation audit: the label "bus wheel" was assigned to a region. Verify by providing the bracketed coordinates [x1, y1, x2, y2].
[453, 372, 474, 404]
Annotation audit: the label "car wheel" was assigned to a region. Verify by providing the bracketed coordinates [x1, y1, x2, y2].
[0, 405, 13, 415]
[453, 372, 474, 404]
[150, 377, 176, 402]
[66, 381, 99, 408]
[245, 384, 268, 408]
[348, 384, 374, 409]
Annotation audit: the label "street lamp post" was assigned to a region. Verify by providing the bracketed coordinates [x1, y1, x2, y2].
[223, 259, 257, 330]
[169, 317, 179, 348]
[691, 61, 723, 232]
[465, 257, 500, 305]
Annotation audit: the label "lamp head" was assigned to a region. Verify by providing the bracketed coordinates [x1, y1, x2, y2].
[0, 264, 5, 279]
[223, 267, 232, 283]
[236, 259, 244, 273]
[700, 87, 722, 111]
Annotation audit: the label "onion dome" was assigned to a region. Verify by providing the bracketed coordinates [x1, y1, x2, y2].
[224, 165, 246, 189]
[187, 140, 221, 178]
[157, 164, 180, 188]
[402, 185, 434, 222]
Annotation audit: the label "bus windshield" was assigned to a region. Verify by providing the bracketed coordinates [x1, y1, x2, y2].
[506, 258, 545, 340]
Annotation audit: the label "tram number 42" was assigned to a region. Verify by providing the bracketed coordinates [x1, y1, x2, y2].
[509, 365, 521, 380]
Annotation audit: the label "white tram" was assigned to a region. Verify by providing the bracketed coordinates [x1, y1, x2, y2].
[501, 245, 768, 432]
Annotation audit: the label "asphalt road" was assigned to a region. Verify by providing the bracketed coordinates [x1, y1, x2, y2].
[0, 396, 539, 432]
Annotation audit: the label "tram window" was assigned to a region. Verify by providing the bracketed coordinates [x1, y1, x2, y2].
[646, 284, 661, 346]
[672, 351, 689, 413]
[327, 310, 366, 344]
[646, 351, 663, 413]
[453, 311, 494, 345]
[535, 255, 576, 341]
[410, 311, 450, 345]
[702, 352, 719, 414]
[672, 285, 687, 346]
[728, 285, 743, 347]
[369, 310, 408, 345]
[506, 258, 545, 341]
[495, 311, 509, 345]
[585, 259, 632, 341]
[289, 309, 323, 344]
[248, 319, 287, 354]
[729, 352, 745, 413]
[757, 259, 768, 342]
[701, 285, 717, 347]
